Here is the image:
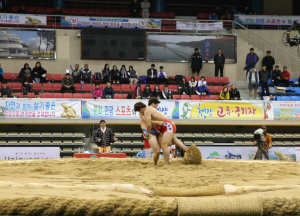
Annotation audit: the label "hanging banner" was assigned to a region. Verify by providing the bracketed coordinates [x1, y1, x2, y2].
[0, 99, 81, 119]
[61, 17, 161, 29]
[268, 101, 300, 120]
[0, 147, 60, 160]
[235, 15, 300, 26]
[176, 21, 223, 31]
[0, 14, 46, 25]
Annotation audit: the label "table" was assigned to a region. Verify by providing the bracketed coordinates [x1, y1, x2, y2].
[73, 153, 127, 158]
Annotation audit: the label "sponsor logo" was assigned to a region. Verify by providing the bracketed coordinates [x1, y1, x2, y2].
[70, 17, 79, 26]
[206, 151, 221, 159]
[90, 155, 98, 159]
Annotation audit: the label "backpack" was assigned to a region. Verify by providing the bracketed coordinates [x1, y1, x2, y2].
[138, 76, 147, 84]
[175, 75, 183, 85]
[94, 72, 101, 80]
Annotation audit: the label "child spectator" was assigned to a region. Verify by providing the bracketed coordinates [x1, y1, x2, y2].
[82, 64, 92, 84]
[196, 76, 210, 95]
[93, 83, 103, 99]
[110, 65, 121, 84]
[158, 66, 167, 84]
[162, 85, 172, 99]
[247, 65, 259, 100]
[152, 85, 162, 98]
[102, 64, 110, 83]
[168, 94, 173, 100]
[12, 91, 19, 98]
[143, 84, 152, 99]
[22, 69, 33, 92]
[70, 64, 83, 83]
[189, 77, 197, 96]
[17, 63, 31, 79]
[229, 84, 240, 100]
[219, 87, 229, 100]
[103, 82, 114, 99]
[132, 85, 141, 99]
[31, 61, 47, 83]
[281, 66, 290, 87]
[179, 77, 189, 95]
[0, 81, 12, 97]
[209, 12, 218, 20]
[137, 94, 142, 99]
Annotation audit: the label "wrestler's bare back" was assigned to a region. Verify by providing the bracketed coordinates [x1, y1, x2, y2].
[143, 106, 166, 121]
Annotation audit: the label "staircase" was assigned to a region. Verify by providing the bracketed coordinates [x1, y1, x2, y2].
[235, 81, 252, 100]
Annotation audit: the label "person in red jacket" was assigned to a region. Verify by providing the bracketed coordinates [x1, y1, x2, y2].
[281, 66, 290, 87]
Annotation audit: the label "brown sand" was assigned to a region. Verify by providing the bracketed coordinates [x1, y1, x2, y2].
[0, 158, 299, 201]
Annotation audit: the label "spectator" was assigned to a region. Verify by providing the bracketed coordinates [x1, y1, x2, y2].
[190, 48, 202, 76]
[157, 95, 161, 99]
[158, 66, 167, 84]
[272, 65, 282, 86]
[229, 84, 241, 100]
[214, 48, 225, 77]
[226, 5, 237, 20]
[143, 84, 152, 99]
[253, 11, 257, 15]
[189, 77, 197, 96]
[103, 82, 114, 99]
[209, 12, 218, 20]
[34, 91, 40, 98]
[196, 76, 210, 95]
[60, 72, 76, 93]
[93, 83, 103, 99]
[17, 5, 27, 14]
[93, 120, 118, 153]
[82, 64, 92, 84]
[131, 0, 139, 18]
[0, 81, 12, 97]
[110, 65, 121, 84]
[243, 6, 252, 15]
[1, 93, 8, 98]
[102, 64, 110, 83]
[17, 63, 31, 79]
[281, 66, 290, 87]
[12, 91, 19, 98]
[0, 63, 3, 82]
[245, 48, 259, 78]
[1, 0, 11, 12]
[137, 94, 143, 99]
[141, 0, 150, 19]
[147, 64, 158, 84]
[53, 5, 63, 15]
[32, 61, 47, 83]
[219, 87, 229, 100]
[128, 65, 138, 84]
[23, 91, 28, 98]
[262, 51, 275, 73]
[168, 94, 173, 100]
[120, 65, 129, 84]
[152, 85, 162, 98]
[132, 85, 141, 99]
[179, 77, 189, 95]
[214, 5, 223, 20]
[247, 65, 259, 100]
[70, 64, 82, 83]
[22, 70, 33, 92]
[269, 95, 277, 101]
[259, 65, 270, 97]
[162, 85, 172, 99]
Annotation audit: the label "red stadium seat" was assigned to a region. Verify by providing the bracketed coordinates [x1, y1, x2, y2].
[160, 12, 167, 18]
[211, 77, 220, 84]
[43, 93, 52, 98]
[4, 73, 13, 80]
[159, 85, 165, 91]
[220, 77, 230, 85]
[12, 82, 22, 90]
[32, 83, 42, 91]
[204, 13, 210, 19]
[37, 7, 46, 14]
[121, 84, 130, 92]
[130, 84, 138, 91]
[161, 20, 170, 25]
[53, 93, 62, 98]
[95, 10, 103, 16]
[170, 20, 176, 25]
[167, 12, 175, 18]
[28, 7, 37, 14]
[201, 95, 210, 100]
[0, 82, 2, 88]
[162, 26, 172, 32]
[46, 8, 55, 14]
[17, 92, 23, 98]
[111, 11, 120, 16]
[141, 84, 147, 90]
[63, 93, 73, 98]
[6, 82, 12, 88]
[215, 86, 223, 92]
[53, 74, 62, 81]
[70, 9, 79, 15]
[185, 76, 192, 82]
[210, 95, 219, 100]
[226, 86, 232, 91]
[168, 85, 178, 92]
[197, 13, 205, 19]
[112, 84, 121, 92]
[173, 95, 180, 100]
[53, 83, 62, 91]
[207, 86, 215, 93]
[87, 9, 95, 16]
[191, 95, 200, 100]
[104, 10, 111, 16]
[12, 6, 19, 13]
[83, 84, 92, 91]
[150, 84, 157, 90]
[114, 94, 123, 99]
[63, 9, 71, 15]
[79, 9, 87, 16]
[205, 76, 212, 84]
[74, 83, 82, 91]
[43, 83, 52, 91]
[120, 11, 129, 17]
[181, 95, 190, 100]
[73, 93, 83, 99]
[46, 73, 53, 81]
[83, 93, 93, 99]
[27, 92, 34, 98]
[13, 73, 22, 81]
[152, 12, 160, 18]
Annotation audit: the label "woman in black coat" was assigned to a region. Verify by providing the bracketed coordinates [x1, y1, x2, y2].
[17, 63, 31, 78]
[31, 61, 47, 83]
[143, 84, 152, 99]
[152, 85, 162, 98]
[179, 77, 189, 95]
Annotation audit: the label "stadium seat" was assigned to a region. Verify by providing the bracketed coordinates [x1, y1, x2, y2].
[220, 77, 230, 85]
[201, 95, 210, 100]
[53, 83, 62, 91]
[207, 86, 215, 93]
[291, 96, 300, 101]
[161, 20, 170, 25]
[170, 20, 176, 25]
[191, 95, 200, 100]
[46, 73, 53, 81]
[119, 11, 129, 17]
[197, 13, 205, 19]
[211, 77, 220, 84]
[162, 26, 173, 32]
[83, 84, 92, 91]
[28, 7, 37, 14]
[181, 95, 190, 100]
[53, 93, 63, 98]
[276, 96, 282, 101]
[114, 94, 123, 99]
[63, 9, 71, 15]
[168, 85, 178, 92]
[185, 76, 192, 82]
[205, 76, 212, 84]
[46, 8, 55, 14]
[95, 10, 104, 16]
[167, 12, 175, 18]
[152, 12, 160, 18]
[73, 93, 83, 99]
[281, 96, 290, 101]
[6, 82, 12, 88]
[4, 73, 13, 80]
[121, 85, 130, 92]
[12, 6, 19, 13]
[79, 9, 87, 16]
[70, 9, 79, 15]
[160, 12, 167, 18]
[27, 92, 34, 98]
[215, 86, 223, 92]
[210, 95, 219, 100]
[92, 74, 101, 82]
[32, 83, 42, 91]
[111, 11, 120, 16]
[13, 73, 22, 81]
[141, 84, 147, 90]
[63, 93, 73, 99]
[173, 95, 180, 100]
[53, 74, 62, 81]
[293, 87, 300, 93]
[37, 7, 46, 14]
[74, 84, 82, 91]
[17, 92, 22, 98]
[227, 86, 232, 91]
[87, 9, 95, 16]
[43, 93, 52, 98]
[83, 93, 93, 99]
[112, 84, 121, 92]
[104, 10, 111, 16]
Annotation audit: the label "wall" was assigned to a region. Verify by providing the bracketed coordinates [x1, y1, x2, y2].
[263, 0, 293, 15]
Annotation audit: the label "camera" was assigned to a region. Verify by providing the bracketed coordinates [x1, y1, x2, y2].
[283, 20, 300, 47]
[77, 31, 81, 38]
[254, 128, 266, 148]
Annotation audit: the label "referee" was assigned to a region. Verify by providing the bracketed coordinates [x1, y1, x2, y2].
[93, 120, 118, 153]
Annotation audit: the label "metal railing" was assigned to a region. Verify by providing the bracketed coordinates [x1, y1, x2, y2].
[234, 21, 300, 73]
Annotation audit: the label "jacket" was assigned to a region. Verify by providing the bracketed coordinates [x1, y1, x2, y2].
[132, 87, 140, 99]
[62, 77, 74, 88]
[152, 89, 162, 98]
[143, 88, 152, 98]
[229, 89, 240, 100]
[18, 68, 31, 78]
[141, 1, 150, 12]
[219, 91, 230, 100]
[102, 68, 110, 77]
[259, 70, 271, 83]
[147, 69, 157, 78]
[262, 56, 275, 71]
[0, 67, 3, 76]
[22, 75, 33, 86]
[110, 69, 121, 77]
[272, 70, 282, 79]
[264, 133, 272, 150]
[120, 69, 128, 77]
[32, 66, 47, 79]
[247, 71, 259, 83]
[245, 53, 259, 65]
[209, 14, 218, 20]
[282, 71, 290, 80]
[103, 87, 114, 98]
[93, 88, 103, 98]
[189, 81, 197, 87]
[214, 54, 225, 65]
[162, 90, 172, 99]
[190, 52, 202, 69]
[131, 2, 140, 11]
[82, 69, 92, 79]
[1, 86, 12, 97]
[1, 0, 11, 12]
[129, 70, 138, 78]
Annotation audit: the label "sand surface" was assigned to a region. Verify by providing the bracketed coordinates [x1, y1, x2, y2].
[0, 158, 299, 200]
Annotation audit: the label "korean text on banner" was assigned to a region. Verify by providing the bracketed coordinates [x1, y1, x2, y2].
[0, 99, 81, 119]
[235, 15, 300, 26]
[176, 21, 223, 31]
[271, 101, 300, 120]
[61, 17, 161, 29]
[0, 14, 46, 25]
[0, 147, 60, 160]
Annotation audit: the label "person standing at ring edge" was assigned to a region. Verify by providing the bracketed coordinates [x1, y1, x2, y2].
[190, 48, 203, 77]
[93, 120, 118, 153]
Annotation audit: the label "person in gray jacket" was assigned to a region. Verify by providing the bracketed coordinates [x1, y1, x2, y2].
[141, 0, 150, 18]
[61, 73, 76, 93]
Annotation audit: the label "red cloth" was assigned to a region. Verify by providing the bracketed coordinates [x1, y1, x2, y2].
[144, 139, 151, 149]
[73, 153, 127, 158]
[281, 71, 290, 80]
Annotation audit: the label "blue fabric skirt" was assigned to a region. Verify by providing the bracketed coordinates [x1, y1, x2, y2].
[197, 86, 210, 95]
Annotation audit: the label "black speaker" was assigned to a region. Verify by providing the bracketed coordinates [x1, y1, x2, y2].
[81, 28, 146, 60]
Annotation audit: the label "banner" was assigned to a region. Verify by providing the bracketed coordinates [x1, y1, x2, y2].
[296, 148, 300, 162]
[0, 29, 56, 59]
[235, 15, 300, 26]
[0, 99, 81, 119]
[0, 14, 46, 25]
[176, 21, 223, 31]
[0, 147, 60, 160]
[61, 17, 161, 29]
[147, 34, 236, 62]
[266, 101, 300, 120]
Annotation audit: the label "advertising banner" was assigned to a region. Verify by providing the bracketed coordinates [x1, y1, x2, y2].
[0, 147, 60, 160]
[0, 14, 46, 25]
[269, 101, 300, 120]
[176, 21, 223, 31]
[235, 15, 300, 26]
[61, 17, 161, 29]
[0, 99, 81, 119]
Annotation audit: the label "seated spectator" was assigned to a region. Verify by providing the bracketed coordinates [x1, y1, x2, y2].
[229, 84, 240, 100]
[157, 95, 161, 99]
[147, 64, 158, 84]
[243, 6, 252, 15]
[1, 0, 11, 12]
[34, 91, 40, 98]
[93, 83, 103, 99]
[158, 66, 168, 84]
[196, 76, 210, 95]
[281, 66, 290, 87]
[103, 82, 114, 99]
[102, 64, 110, 83]
[272, 65, 282, 86]
[53, 5, 63, 15]
[226, 5, 237, 20]
[0, 63, 3, 82]
[152, 85, 162, 98]
[0, 81, 12, 97]
[17, 5, 27, 14]
[22, 70, 33, 92]
[120, 65, 129, 84]
[12, 91, 19, 98]
[23, 91, 28, 98]
[82, 64, 92, 84]
[128, 65, 138, 84]
[137, 94, 143, 99]
[1, 93, 8, 98]
[179, 77, 189, 95]
[209, 12, 218, 20]
[247, 66, 259, 100]
[60, 72, 76, 93]
[70, 64, 82, 83]
[162, 85, 172, 99]
[269, 95, 277, 101]
[110, 65, 121, 84]
[219, 87, 229, 100]
[214, 5, 223, 20]
[132, 85, 141, 99]
[189, 77, 197, 96]
[18, 63, 31, 79]
[143, 84, 152, 99]
[31, 61, 47, 83]
[168, 94, 173, 100]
